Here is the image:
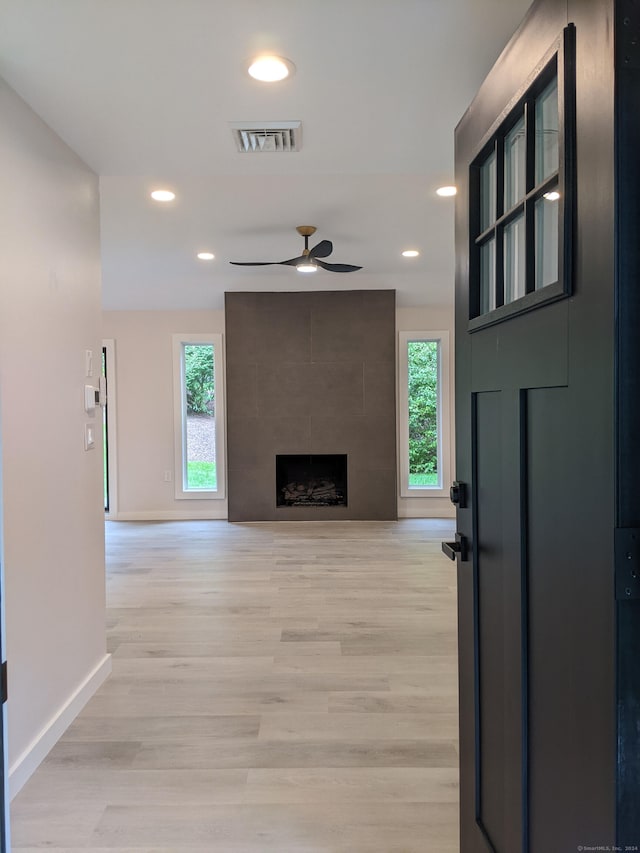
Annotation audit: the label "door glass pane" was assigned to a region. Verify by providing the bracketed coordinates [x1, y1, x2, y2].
[535, 193, 559, 289]
[504, 214, 526, 304]
[480, 239, 496, 314]
[504, 114, 526, 209]
[535, 77, 559, 183]
[184, 344, 217, 490]
[480, 151, 497, 232]
[407, 340, 440, 488]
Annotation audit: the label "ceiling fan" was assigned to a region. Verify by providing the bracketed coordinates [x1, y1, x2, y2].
[229, 226, 362, 273]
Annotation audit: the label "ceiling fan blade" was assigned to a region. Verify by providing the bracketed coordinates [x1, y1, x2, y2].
[279, 255, 307, 267]
[316, 259, 362, 273]
[309, 240, 333, 259]
[230, 256, 305, 267]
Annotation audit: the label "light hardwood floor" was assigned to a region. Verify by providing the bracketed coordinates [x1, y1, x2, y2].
[11, 518, 459, 852]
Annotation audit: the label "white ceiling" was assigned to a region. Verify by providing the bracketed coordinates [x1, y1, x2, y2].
[0, 0, 532, 310]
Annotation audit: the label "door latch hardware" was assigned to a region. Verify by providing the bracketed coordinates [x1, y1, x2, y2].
[615, 528, 640, 600]
[442, 532, 469, 562]
[449, 481, 467, 508]
[1, 661, 7, 704]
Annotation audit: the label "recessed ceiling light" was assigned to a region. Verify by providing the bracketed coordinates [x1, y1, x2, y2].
[197, 252, 215, 260]
[150, 190, 175, 202]
[436, 186, 457, 197]
[248, 55, 294, 82]
[402, 250, 420, 258]
[543, 191, 561, 201]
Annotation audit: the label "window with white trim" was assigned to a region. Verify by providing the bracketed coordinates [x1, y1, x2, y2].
[172, 333, 226, 500]
[398, 331, 450, 498]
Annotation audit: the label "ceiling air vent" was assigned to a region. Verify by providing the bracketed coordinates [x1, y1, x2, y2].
[230, 121, 301, 153]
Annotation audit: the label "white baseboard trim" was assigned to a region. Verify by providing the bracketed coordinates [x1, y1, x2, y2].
[9, 653, 112, 799]
[113, 510, 228, 521]
[116, 510, 453, 521]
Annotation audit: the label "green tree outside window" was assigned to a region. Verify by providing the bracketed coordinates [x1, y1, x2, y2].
[184, 345, 215, 414]
[408, 340, 439, 486]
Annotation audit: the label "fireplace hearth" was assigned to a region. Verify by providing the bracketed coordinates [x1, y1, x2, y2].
[276, 454, 347, 508]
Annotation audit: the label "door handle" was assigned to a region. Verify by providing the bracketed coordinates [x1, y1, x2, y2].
[442, 532, 468, 562]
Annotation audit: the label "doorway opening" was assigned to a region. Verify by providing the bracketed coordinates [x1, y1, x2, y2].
[102, 340, 117, 518]
[102, 346, 109, 511]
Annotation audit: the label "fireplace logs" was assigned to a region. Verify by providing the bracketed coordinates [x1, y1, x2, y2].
[281, 478, 342, 506]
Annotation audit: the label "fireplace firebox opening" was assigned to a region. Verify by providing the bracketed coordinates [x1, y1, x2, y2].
[276, 454, 348, 508]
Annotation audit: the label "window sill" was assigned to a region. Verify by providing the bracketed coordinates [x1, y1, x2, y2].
[469, 280, 567, 332]
[175, 490, 226, 501]
[400, 488, 449, 499]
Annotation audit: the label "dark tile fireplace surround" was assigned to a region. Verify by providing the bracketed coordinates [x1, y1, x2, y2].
[225, 290, 397, 521]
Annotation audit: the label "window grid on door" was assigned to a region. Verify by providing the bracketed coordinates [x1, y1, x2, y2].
[468, 28, 575, 331]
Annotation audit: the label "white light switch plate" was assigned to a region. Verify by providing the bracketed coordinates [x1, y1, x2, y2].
[84, 423, 95, 450]
[85, 384, 96, 415]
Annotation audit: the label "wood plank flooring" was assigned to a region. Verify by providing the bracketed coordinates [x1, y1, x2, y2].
[11, 518, 459, 852]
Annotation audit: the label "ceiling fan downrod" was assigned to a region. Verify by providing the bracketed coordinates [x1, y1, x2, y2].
[296, 225, 316, 257]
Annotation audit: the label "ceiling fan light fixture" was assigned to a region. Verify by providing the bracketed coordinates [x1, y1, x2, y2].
[296, 260, 318, 273]
[150, 189, 175, 202]
[248, 55, 294, 82]
[197, 252, 215, 260]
